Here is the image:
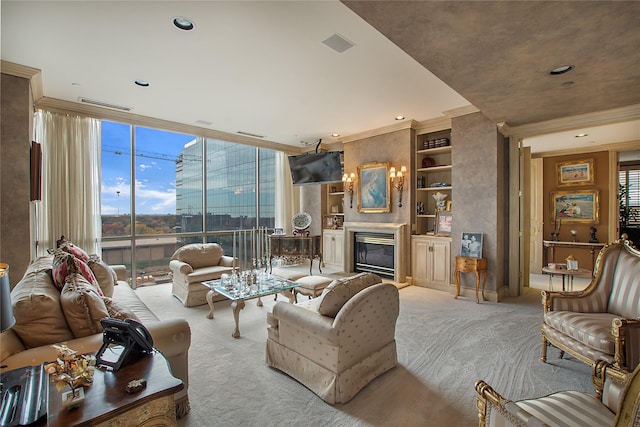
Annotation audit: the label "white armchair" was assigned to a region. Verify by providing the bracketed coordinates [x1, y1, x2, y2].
[169, 243, 236, 307]
[266, 273, 399, 404]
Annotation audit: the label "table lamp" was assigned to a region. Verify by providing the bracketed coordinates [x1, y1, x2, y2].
[0, 263, 16, 332]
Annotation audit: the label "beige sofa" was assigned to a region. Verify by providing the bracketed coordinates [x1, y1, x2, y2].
[0, 256, 192, 418]
[266, 272, 400, 404]
[169, 243, 236, 307]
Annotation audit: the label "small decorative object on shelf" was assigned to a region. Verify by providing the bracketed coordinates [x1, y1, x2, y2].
[421, 157, 436, 168]
[45, 344, 96, 409]
[565, 254, 578, 270]
[589, 226, 599, 243]
[417, 201, 425, 215]
[570, 229, 578, 242]
[433, 192, 448, 212]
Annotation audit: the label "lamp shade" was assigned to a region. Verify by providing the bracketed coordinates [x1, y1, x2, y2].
[0, 263, 16, 332]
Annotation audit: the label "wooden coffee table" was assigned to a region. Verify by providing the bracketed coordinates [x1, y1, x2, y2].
[47, 351, 183, 427]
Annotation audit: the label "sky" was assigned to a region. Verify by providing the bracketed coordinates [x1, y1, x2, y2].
[101, 121, 195, 215]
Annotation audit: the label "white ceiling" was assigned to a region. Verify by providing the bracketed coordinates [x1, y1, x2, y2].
[2, 1, 639, 154]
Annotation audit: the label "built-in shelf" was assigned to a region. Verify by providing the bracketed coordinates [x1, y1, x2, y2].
[417, 165, 452, 173]
[417, 186, 452, 192]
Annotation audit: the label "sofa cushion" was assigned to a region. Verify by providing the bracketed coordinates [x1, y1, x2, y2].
[171, 243, 223, 269]
[317, 273, 382, 318]
[104, 298, 141, 322]
[185, 265, 234, 283]
[88, 259, 115, 298]
[544, 311, 617, 355]
[52, 249, 102, 295]
[512, 390, 614, 427]
[11, 258, 75, 348]
[60, 273, 110, 338]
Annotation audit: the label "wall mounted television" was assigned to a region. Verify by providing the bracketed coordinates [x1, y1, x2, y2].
[288, 151, 343, 186]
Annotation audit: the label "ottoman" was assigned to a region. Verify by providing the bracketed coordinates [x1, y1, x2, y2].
[293, 275, 333, 302]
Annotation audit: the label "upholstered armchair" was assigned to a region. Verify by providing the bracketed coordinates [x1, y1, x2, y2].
[169, 243, 236, 307]
[266, 272, 399, 404]
[541, 236, 640, 372]
[475, 361, 638, 427]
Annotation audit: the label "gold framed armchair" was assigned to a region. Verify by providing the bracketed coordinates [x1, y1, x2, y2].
[540, 236, 640, 372]
[475, 361, 638, 427]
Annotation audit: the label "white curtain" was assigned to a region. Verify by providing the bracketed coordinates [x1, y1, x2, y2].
[33, 110, 101, 256]
[275, 152, 299, 234]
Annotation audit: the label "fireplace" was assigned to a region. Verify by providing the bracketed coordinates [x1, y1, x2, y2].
[354, 233, 395, 279]
[343, 222, 408, 284]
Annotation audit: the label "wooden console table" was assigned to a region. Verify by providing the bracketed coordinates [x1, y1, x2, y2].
[543, 240, 605, 271]
[48, 351, 183, 427]
[454, 256, 488, 303]
[268, 234, 322, 275]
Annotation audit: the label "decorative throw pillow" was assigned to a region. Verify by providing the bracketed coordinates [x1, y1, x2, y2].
[59, 241, 90, 262]
[317, 272, 382, 318]
[60, 273, 110, 338]
[88, 259, 115, 298]
[52, 249, 102, 295]
[103, 298, 140, 322]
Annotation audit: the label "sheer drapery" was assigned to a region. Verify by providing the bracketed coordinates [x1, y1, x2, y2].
[275, 152, 299, 234]
[33, 110, 101, 256]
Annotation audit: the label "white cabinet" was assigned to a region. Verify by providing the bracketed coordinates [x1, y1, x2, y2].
[323, 229, 345, 270]
[411, 235, 451, 291]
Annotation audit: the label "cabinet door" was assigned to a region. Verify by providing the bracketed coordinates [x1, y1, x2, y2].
[323, 231, 344, 269]
[411, 238, 430, 286]
[429, 239, 451, 286]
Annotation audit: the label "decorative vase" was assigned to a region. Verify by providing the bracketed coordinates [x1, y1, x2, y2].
[432, 192, 448, 212]
[62, 387, 85, 410]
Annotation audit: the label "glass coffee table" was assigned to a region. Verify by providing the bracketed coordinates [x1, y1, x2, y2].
[203, 275, 298, 338]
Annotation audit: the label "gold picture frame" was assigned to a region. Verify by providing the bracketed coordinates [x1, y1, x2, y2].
[551, 189, 599, 223]
[556, 158, 595, 187]
[357, 162, 391, 213]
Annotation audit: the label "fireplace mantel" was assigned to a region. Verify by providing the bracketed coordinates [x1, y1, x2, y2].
[343, 222, 408, 284]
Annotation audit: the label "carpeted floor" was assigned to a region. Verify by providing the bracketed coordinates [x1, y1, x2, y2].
[134, 270, 593, 427]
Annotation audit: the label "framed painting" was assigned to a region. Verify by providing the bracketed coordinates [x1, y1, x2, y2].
[357, 162, 391, 213]
[551, 189, 599, 223]
[556, 158, 595, 186]
[435, 212, 452, 236]
[461, 232, 483, 258]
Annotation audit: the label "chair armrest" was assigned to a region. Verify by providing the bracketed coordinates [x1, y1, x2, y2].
[219, 255, 236, 268]
[272, 302, 337, 345]
[169, 259, 193, 275]
[0, 330, 26, 365]
[475, 380, 529, 427]
[612, 318, 640, 371]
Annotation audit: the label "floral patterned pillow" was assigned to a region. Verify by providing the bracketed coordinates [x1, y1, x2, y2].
[59, 241, 90, 263]
[52, 249, 103, 296]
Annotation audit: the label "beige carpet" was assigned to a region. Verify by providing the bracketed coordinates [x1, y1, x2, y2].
[134, 271, 593, 427]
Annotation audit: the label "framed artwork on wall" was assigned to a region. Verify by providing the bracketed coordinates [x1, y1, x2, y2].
[551, 189, 599, 223]
[461, 232, 483, 258]
[556, 158, 595, 187]
[435, 212, 452, 236]
[357, 162, 391, 213]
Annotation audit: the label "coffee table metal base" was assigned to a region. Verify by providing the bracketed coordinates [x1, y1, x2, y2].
[206, 289, 295, 338]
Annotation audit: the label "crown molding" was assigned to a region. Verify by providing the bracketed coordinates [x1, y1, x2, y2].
[531, 139, 640, 158]
[504, 104, 640, 138]
[443, 104, 479, 118]
[1, 60, 43, 102]
[35, 97, 302, 154]
[340, 119, 418, 144]
[414, 116, 452, 135]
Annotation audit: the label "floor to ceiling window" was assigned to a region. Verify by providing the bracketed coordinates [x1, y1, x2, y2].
[101, 121, 276, 285]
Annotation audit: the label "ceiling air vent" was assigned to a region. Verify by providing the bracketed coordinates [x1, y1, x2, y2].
[237, 131, 265, 139]
[322, 34, 355, 53]
[78, 97, 132, 111]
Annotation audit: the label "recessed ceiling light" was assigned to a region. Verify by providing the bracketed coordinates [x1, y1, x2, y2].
[395, 116, 405, 121]
[549, 65, 574, 75]
[173, 17, 194, 31]
[331, 133, 340, 137]
[134, 80, 150, 87]
[575, 133, 589, 138]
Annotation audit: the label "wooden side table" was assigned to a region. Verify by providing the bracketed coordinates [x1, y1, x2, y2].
[48, 351, 183, 427]
[454, 256, 488, 303]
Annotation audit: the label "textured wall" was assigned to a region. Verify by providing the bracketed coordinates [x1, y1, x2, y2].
[1, 73, 32, 286]
[342, 128, 413, 277]
[452, 112, 508, 295]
